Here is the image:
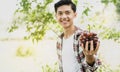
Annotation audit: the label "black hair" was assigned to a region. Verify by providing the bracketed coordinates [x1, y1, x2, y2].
[54, 0, 76, 13]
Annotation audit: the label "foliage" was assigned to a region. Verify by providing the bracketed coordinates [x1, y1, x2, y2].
[90, 24, 120, 43]
[8, 0, 120, 43]
[96, 64, 120, 72]
[101, 0, 117, 5]
[96, 64, 112, 72]
[72, 0, 78, 5]
[8, 0, 62, 42]
[101, 0, 120, 20]
[115, 0, 120, 20]
[16, 45, 34, 57]
[41, 62, 120, 72]
[5, 0, 108, 42]
[42, 62, 59, 72]
[99, 0, 120, 42]
[79, 0, 120, 43]
[82, 7, 90, 16]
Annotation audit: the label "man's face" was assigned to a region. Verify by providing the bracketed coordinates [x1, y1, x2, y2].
[55, 5, 76, 29]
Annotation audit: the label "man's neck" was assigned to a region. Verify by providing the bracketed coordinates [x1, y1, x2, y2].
[63, 25, 76, 39]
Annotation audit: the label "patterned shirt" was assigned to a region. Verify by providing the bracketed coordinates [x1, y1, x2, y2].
[56, 26, 102, 72]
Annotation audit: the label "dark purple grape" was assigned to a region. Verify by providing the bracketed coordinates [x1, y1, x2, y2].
[79, 31, 99, 50]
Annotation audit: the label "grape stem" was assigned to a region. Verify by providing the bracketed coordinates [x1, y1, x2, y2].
[88, 24, 90, 33]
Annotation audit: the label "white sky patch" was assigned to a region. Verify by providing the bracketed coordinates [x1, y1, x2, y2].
[0, 0, 18, 38]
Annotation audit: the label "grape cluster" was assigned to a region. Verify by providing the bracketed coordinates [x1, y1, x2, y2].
[79, 31, 99, 50]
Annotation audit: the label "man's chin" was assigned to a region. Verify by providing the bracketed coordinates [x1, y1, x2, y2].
[62, 25, 70, 29]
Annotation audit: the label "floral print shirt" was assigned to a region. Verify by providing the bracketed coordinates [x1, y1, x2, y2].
[56, 27, 101, 72]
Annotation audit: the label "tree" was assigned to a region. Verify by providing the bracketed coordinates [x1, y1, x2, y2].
[8, 0, 62, 42]
[101, 0, 120, 20]
[100, 0, 120, 43]
[8, 0, 120, 43]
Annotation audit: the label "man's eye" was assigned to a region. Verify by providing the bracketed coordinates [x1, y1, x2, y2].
[58, 12, 62, 15]
[66, 11, 70, 15]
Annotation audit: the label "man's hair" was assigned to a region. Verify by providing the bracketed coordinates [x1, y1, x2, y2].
[54, 0, 76, 13]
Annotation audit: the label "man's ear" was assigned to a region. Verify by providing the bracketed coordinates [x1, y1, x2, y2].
[74, 12, 77, 17]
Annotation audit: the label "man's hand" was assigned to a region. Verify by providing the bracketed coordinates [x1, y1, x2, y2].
[81, 40, 100, 65]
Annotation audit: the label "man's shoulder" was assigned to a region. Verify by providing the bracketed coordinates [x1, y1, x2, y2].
[74, 26, 88, 39]
[75, 26, 88, 34]
[75, 26, 83, 35]
[56, 32, 64, 43]
[58, 32, 64, 39]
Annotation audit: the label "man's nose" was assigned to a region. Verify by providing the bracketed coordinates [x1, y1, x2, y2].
[61, 13, 67, 18]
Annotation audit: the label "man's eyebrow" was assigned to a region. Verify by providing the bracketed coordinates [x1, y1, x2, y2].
[57, 10, 71, 12]
[65, 10, 71, 12]
[57, 11, 62, 12]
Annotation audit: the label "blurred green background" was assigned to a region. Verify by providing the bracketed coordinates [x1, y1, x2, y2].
[0, 0, 120, 72]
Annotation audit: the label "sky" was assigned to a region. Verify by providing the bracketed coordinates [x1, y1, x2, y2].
[0, 0, 18, 38]
[0, 0, 31, 39]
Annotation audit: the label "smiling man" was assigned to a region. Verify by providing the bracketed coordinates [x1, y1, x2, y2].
[54, 0, 101, 72]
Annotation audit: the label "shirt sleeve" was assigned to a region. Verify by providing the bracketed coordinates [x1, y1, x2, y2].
[82, 55, 102, 72]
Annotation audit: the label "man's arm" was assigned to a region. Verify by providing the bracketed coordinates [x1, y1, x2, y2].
[81, 41, 102, 71]
[82, 54, 101, 71]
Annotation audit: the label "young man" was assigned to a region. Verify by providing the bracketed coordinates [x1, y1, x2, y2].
[54, 0, 101, 72]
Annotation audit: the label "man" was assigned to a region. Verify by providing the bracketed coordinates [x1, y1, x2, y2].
[54, 0, 101, 72]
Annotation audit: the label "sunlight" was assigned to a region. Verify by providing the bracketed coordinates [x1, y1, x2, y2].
[0, 0, 120, 72]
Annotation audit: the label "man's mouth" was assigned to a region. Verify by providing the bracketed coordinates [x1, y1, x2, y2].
[62, 21, 68, 24]
[61, 20, 69, 24]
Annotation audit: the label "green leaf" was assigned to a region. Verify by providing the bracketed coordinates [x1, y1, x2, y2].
[101, 0, 109, 5]
[82, 7, 90, 16]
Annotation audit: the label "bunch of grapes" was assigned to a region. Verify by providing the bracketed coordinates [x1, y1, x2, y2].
[79, 25, 99, 50]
